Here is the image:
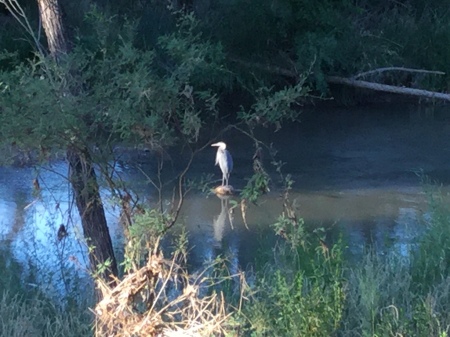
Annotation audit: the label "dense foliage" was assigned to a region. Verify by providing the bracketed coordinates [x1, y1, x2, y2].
[2, 0, 450, 95]
[207, 0, 450, 93]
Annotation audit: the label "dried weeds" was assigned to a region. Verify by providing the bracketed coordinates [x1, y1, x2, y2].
[94, 252, 232, 337]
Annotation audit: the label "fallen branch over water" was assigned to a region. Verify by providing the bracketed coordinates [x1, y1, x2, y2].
[326, 76, 450, 102]
[352, 67, 445, 80]
[231, 59, 450, 102]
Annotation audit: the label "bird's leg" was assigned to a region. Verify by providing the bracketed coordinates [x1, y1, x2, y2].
[222, 174, 225, 186]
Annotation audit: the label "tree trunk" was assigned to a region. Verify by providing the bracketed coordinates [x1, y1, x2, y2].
[36, 0, 118, 281]
[36, 0, 67, 59]
[67, 147, 118, 280]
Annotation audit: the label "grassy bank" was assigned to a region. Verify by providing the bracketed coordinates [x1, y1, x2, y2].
[2, 188, 450, 336]
[0, 292, 92, 337]
[239, 189, 450, 337]
[0, 245, 92, 337]
[241, 244, 449, 336]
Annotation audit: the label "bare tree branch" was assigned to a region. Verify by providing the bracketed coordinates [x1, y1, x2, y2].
[230, 58, 450, 102]
[327, 76, 450, 102]
[1, 0, 45, 55]
[353, 67, 445, 80]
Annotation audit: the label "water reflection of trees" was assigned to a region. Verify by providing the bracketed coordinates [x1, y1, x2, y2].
[5, 189, 28, 242]
[0, 170, 30, 294]
[0, 165, 95, 302]
[339, 207, 421, 260]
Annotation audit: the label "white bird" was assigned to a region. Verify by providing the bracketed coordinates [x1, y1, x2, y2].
[211, 141, 233, 186]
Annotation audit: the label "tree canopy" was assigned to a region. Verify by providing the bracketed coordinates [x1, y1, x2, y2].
[2, 0, 450, 96]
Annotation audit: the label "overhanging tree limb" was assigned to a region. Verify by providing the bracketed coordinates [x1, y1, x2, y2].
[231, 59, 450, 102]
[327, 76, 450, 102]
[353, 67, 445, 80]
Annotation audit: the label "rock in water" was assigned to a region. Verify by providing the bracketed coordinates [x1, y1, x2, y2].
[213, 185, 234, 196]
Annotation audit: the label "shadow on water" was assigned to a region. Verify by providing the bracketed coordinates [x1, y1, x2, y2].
[1, 103, 450, 296]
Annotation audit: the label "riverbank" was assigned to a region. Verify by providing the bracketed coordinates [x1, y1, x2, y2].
[2, 182, 449, 336]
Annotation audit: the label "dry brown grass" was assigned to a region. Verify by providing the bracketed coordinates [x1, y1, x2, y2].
[94, 252, 233, 337]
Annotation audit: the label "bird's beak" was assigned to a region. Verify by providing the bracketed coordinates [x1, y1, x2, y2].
[211, 143, 219, 147]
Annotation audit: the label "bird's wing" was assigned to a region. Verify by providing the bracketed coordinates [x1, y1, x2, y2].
[215, 150, 220, 166]
[226, 150, 233, 173]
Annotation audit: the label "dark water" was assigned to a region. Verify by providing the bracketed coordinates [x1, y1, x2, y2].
[1, 103, 450, 294]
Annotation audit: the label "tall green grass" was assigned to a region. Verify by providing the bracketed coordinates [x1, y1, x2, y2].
[0, 246, 93, 337]
[240, 189, 450, 337]
[240, 215, 345, 337]
[0, 292, 92, 337]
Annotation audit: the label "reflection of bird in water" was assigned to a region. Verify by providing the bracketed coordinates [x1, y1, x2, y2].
[212, 196, 233, 248]
[211, 142, 233, 186]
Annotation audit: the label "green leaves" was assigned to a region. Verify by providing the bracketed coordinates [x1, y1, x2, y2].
[245, 244, 345, 337]
[0, 64, 72, 156]
[240, 172, 271, 204]
[0, 9, 229, 160]
[238, 82, 308, 128]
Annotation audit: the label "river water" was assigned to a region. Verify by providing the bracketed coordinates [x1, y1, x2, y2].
[1, 103, 450, 295]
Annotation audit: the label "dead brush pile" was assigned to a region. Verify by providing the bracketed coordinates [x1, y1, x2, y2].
[93, 252, 233, 337]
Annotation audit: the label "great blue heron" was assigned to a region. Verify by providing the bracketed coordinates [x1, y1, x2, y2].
[211, 141, 233, 186]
